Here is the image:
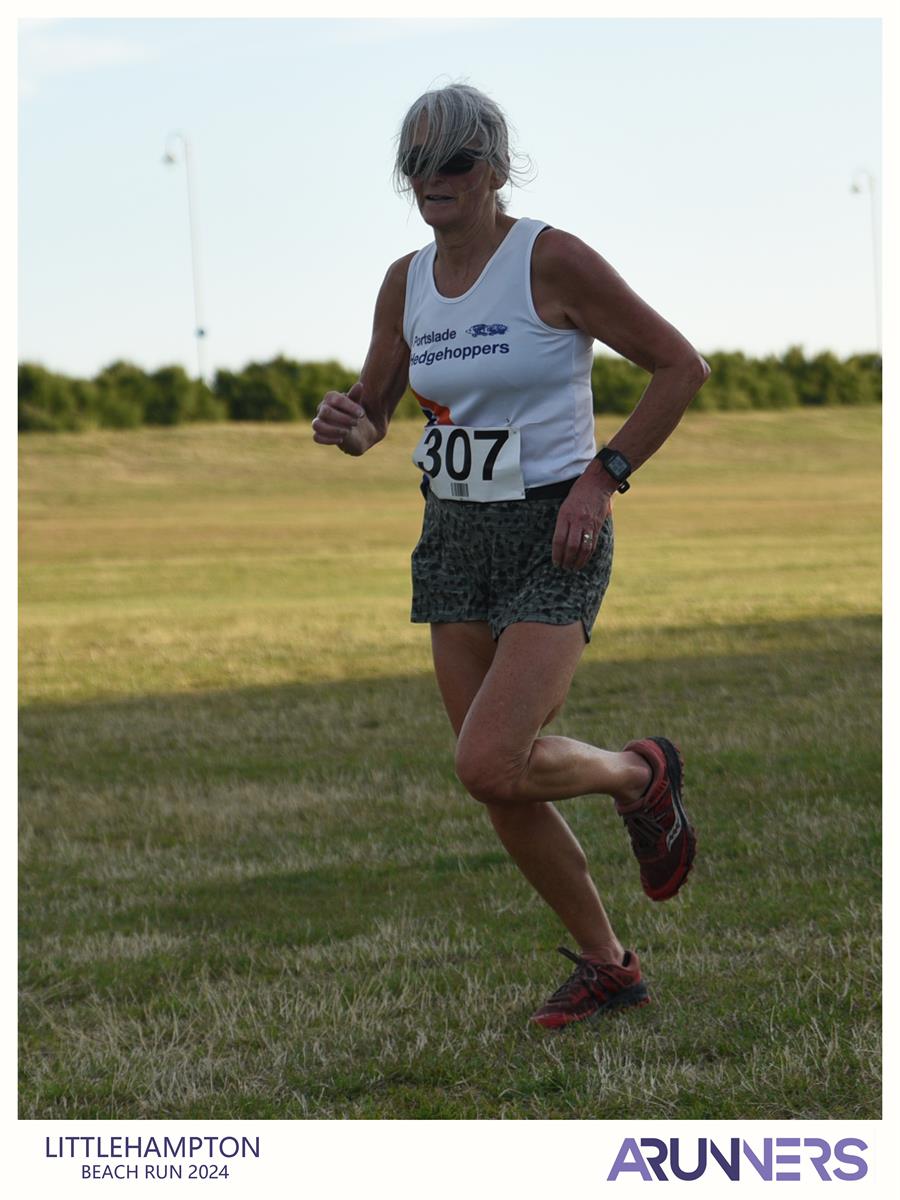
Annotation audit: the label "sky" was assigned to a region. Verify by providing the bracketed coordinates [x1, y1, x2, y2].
[18, 16, 882, 379]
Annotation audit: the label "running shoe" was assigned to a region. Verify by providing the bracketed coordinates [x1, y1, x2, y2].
[530, 946, 650, 1029]
[617, 736, 696, 901]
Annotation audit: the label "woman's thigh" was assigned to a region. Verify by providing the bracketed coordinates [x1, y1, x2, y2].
[433, 619, 587, 765]
[430, 621, 497, 737]
[458, 621, 587, 769]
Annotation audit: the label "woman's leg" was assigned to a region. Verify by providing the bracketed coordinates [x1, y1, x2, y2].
[430, 621, 641, 959]
[486, 803, 624, 960]
[450, 621, 652, 808]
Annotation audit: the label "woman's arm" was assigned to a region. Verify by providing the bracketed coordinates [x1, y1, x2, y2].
[532, 229, 710, 569]
[312, 253, 413, 457]
[533, 228, 710, 471]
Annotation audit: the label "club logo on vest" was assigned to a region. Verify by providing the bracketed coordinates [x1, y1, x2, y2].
[466, 323, 508, 337]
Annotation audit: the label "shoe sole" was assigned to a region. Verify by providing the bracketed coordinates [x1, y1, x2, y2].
[644, 736, 696, 902]
[533, 982, 651, 1030]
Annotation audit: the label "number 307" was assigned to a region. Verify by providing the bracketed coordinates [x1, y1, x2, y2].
[415, 428, 509, 481]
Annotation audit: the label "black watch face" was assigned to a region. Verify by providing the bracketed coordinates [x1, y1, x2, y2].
[604, 451, 629, 479]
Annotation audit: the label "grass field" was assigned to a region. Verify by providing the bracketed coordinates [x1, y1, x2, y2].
[19, 407, 881, 1119]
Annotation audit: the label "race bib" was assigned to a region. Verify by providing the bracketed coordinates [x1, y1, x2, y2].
[412, 425, 525, 501]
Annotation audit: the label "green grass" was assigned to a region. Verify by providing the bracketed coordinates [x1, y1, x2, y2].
[19, 407, 881, 1118]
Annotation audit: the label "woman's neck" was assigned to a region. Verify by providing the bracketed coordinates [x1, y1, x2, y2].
[432, 209, 516, 287]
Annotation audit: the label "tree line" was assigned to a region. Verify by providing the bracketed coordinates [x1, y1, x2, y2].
[18, 348, 881, 433]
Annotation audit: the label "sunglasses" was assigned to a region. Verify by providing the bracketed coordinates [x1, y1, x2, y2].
[400, 146, 480, 178]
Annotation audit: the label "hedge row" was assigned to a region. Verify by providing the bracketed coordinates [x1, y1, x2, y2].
[18, 348, 881, 432]
[592, 348, 882, 414]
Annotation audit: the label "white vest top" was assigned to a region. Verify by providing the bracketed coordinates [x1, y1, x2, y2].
[403, 217, 596, 490]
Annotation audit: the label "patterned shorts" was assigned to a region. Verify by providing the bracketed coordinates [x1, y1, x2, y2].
[410, 489, 614, 642]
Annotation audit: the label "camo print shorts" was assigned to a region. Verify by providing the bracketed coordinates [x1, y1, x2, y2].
[410, 489, 614, 642]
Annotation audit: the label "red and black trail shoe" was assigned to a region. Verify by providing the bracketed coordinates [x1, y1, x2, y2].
[530, 946, 650, 1030]
[617, 736, 696, 901]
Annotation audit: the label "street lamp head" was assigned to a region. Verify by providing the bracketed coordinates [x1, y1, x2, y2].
[163, 131, 189, 165]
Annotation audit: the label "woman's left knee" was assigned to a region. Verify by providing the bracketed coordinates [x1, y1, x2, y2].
[454, 738, 524, 807]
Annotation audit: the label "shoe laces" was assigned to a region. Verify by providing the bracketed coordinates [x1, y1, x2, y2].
[547, 946, 620, 1002]
[620, 807, 662, 854]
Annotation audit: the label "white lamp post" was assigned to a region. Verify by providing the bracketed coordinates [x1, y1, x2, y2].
[850, 168, 881, 353]
[163, 131, 208, 382]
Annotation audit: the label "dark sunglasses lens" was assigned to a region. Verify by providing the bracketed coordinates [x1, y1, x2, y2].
[400, 146, 424, 177]
[400, 147, 478, 177]
[440, 152, 477, 175]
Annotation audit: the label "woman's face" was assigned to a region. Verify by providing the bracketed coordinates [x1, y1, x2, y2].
[405, 121, 500, 229]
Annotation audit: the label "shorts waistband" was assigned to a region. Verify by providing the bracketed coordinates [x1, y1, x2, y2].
[421, 475, 580, 501]
[524, 476, 580, 500]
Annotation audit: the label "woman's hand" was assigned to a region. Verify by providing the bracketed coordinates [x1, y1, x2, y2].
[311, 254, 414, 459]
[551, 470, 614, 571]
[312, 381, 367, 451]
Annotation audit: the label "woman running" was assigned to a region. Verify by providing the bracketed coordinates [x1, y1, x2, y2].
[312, 83, 709, 1029]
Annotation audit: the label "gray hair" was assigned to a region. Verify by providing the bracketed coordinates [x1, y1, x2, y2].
[392, 82, 531, 214]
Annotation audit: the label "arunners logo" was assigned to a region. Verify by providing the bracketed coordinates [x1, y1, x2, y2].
[466, 323, 508, 336]
[607, 1138, 869, 1182]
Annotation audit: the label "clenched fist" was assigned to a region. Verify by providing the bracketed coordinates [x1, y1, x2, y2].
[312, 381, 366, 448]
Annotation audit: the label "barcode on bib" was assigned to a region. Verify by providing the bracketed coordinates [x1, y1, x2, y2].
[450, 481, 470, 498]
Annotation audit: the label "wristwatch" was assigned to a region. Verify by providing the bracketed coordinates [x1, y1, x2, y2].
[595, 446, 632, 493]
